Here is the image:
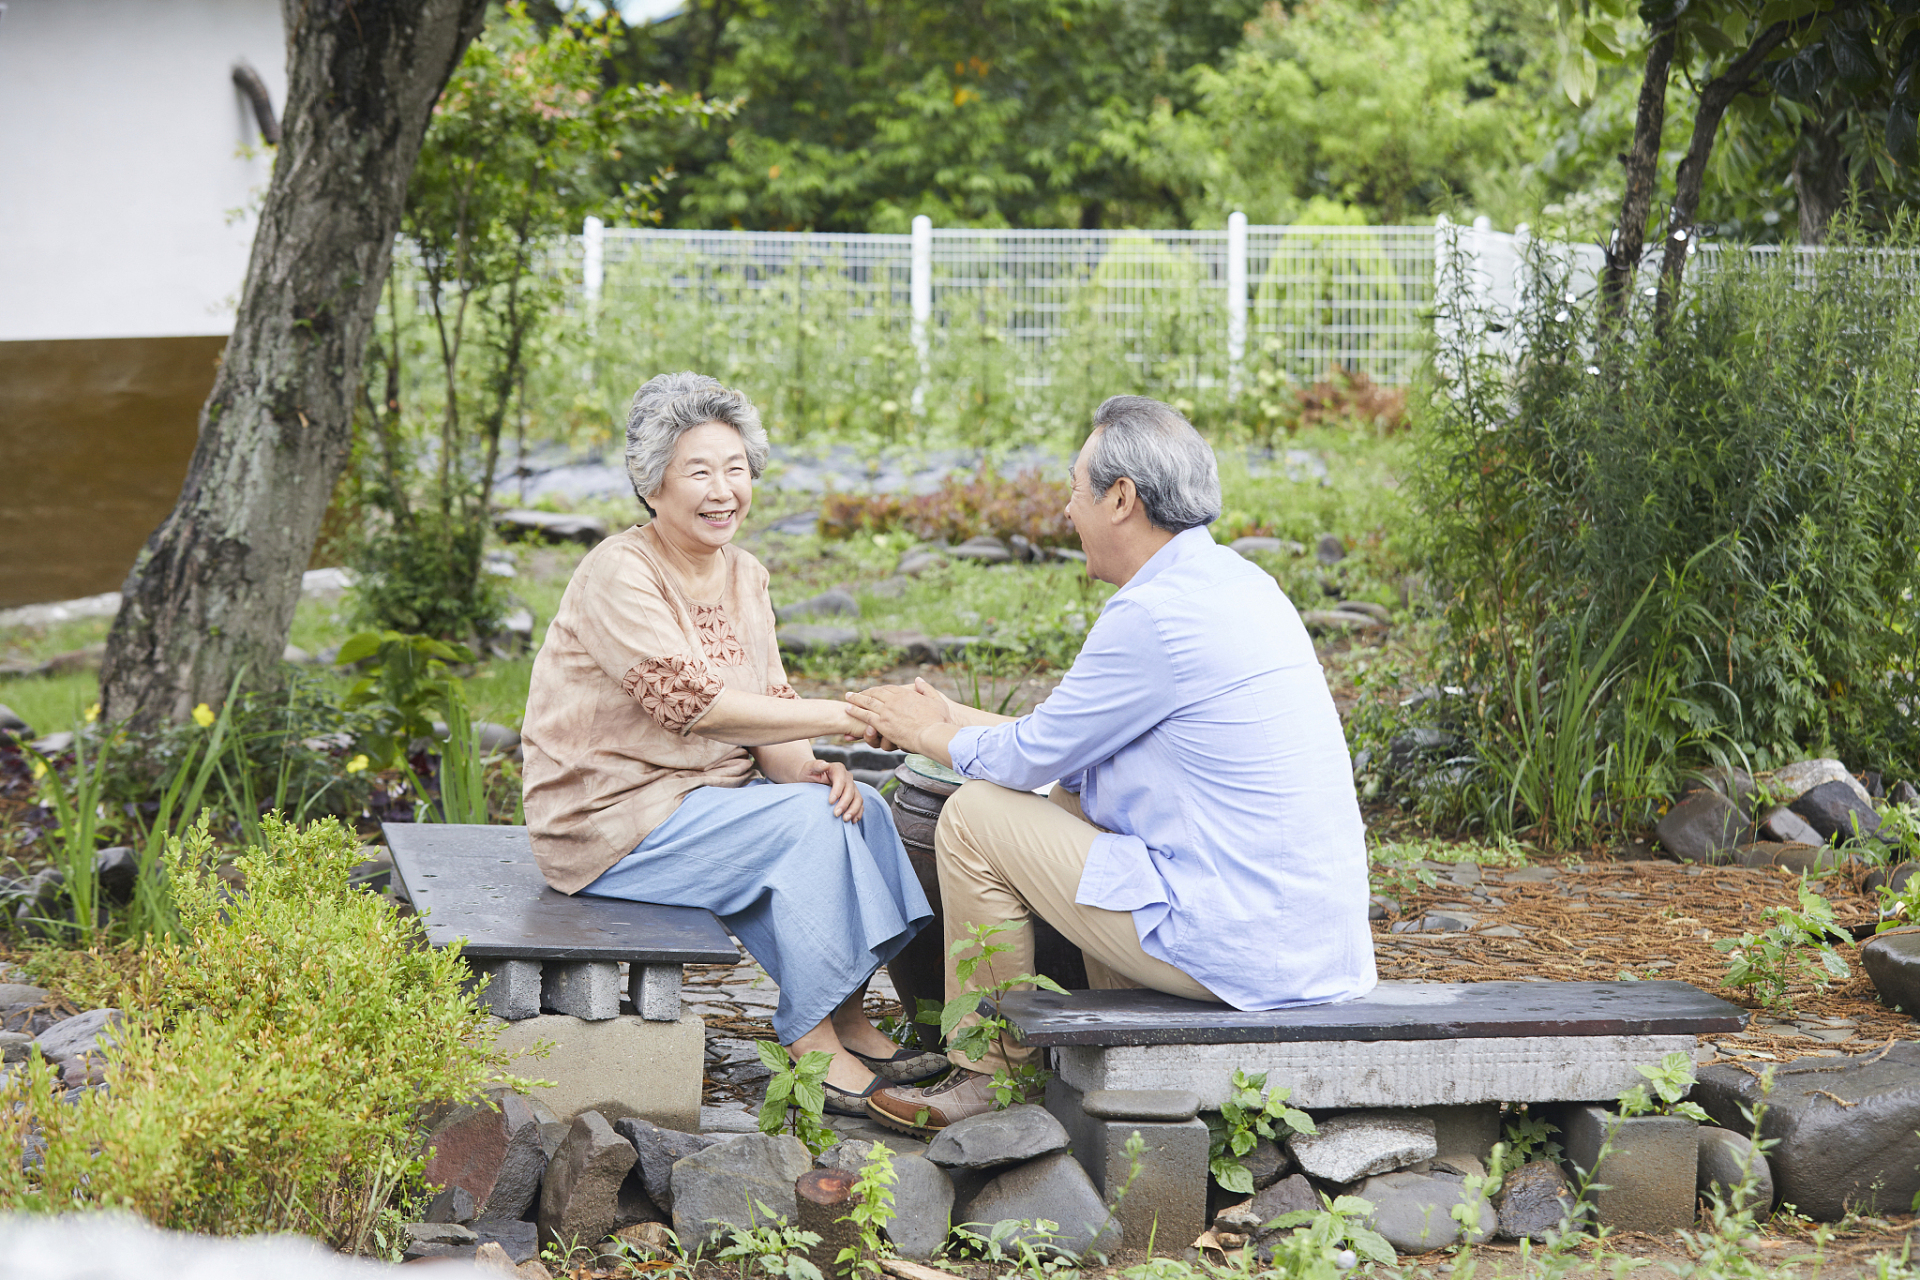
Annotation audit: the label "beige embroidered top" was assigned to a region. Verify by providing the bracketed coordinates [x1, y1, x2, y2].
[521, 523, 796, 893]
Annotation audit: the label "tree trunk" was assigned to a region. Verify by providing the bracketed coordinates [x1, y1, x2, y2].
[101, 0, 488, 729]
[1601, 23, 1676, 320]
[1793, 113, 1850, 244]
[1652, 22, 1794, 326]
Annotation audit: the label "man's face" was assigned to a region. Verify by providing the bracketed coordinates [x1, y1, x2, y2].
[1065, 431, 1111, 583]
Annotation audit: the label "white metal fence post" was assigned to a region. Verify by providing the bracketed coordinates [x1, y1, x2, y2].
[910, 214, 932, 415]
[582, 215, 605, 333]
[1226, 211, 1247, 402]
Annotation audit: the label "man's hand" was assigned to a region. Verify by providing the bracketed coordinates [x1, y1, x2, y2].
[799, 757, 863, 821]
[847, 680, 955, 761]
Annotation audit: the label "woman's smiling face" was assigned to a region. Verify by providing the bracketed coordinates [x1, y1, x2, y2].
[649, 420, 754, 554]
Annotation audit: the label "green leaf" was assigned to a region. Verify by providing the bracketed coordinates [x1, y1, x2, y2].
[757, 1040, 792, 1074]
[1211, 1153, 1254, 1195]
[335, 632, 384, 665]
[1279, 1106, 1318, 1136]
[939, 992, 983, 1039]
[1348, 1226, 1398, 1265]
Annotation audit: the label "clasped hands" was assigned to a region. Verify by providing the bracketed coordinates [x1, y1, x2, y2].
[843, 677, 961, 762]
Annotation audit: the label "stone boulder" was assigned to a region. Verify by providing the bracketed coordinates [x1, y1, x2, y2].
[670, 1132, 812, 1247]
[1287, 1111, 1436, 1183]
[32, 1008, 121, 1063]
[775, 590, 860, 623]
[1693, 1045, 1920, 1220]
[1767, 759, 1869, 807]
[1860, 928, 1920, 1015]
[926, 1104, 1070, 1170]
[495, 509, 608, 547]
[1697, 1127, 1774, 1216]
[1756, 807, 1824, 847]
[949, 537, 1012, 564]
[1655, 790, 1748, 862]
[887, 1151, 957, 1260]
[778, 625, 861, 654]
[1354, 1169, 1493, 1254]
[423, 1089, 550, 1223]
[1495, 1159, 1573, 1241]
[960, 1151, 1121, 1260]
[612, 1117, 720, 1214]
[538, 1111, 638, 1249]
[1788, 780, 1881, 844]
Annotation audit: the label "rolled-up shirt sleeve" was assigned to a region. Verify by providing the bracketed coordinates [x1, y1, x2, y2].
[571, 545, 724, 736]
[949, 599, 1178, 791]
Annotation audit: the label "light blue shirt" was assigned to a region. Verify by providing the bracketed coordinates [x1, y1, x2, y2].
[948, 527, 1377, 1010]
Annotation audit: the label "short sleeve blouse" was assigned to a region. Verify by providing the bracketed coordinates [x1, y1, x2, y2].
[521, 523, 795, 893]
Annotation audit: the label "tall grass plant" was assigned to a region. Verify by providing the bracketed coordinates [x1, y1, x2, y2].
[1417, 216, 1920, 835]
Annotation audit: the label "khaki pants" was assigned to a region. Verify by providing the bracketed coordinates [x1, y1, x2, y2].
[934, 780, 1219, 1075]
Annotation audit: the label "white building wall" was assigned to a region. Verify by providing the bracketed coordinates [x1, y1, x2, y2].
[0, 0, 284, 341]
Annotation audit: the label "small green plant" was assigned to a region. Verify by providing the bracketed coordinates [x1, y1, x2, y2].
[1875, 865, 1920, 936]
[1616, 1051, 1710, 1123]
[836, 1142, 897, 1279]
[1205, 1069, 1317, 1195]
[1714, 881, 1853, 1014]
[756, 1041, 836, 1155]
[1265, 1191, 1397, 1268]
[926, 919, 1069, 1106]
[717, 1204, 827, 1280]
[1486, 1110, 1562, 1182]
[22, 729, 108, 943]
[337, 629, 475, 768]
[951, 1218, 1079, 1277]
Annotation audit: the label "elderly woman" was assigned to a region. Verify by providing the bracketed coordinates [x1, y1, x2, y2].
[521, 372, 944, 1111]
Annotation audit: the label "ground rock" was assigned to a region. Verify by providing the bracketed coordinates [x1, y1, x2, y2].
[1861, 928, 1920, 1014]
[1866, 862, 1918, 895]
[950, 537, 1012, 563]
[926, 1104, 1070, 1169]
[1693, 1045, 1920, 1220]
[1732, 842, 1846, 874]
[888, 1151, 958, 1259]
[0, 984, 50, 1010]
[1767, 759, 1869, 807]
[1495, 1160, 1573, 1241]
[1697, 1127, 1774, 1215]
[474, 1221, 539, 1265]
[93, 847, 138, 903]
[1655, 790, 1749, 862]
[1249, 1173, 1320, 1224]
[0, 1032, 31, 1063]
[495, 510, 608, 547]
[1228, 537, 1305, 558]
[538, 1110, 639, 1249]
[1356, 1169, 1493, 1253]
[400, 1221, 477, 1261]
[960, 1151, 1121, 1259]
[670, 1132, 812, 1247]
[875, 630, 941, 663]
[32, 1008, 121, 1062]
[776, 590, 860, 622]
[1757, 807, 1825, 847]
[427, 1185, 478, 1224]
[896, 551, 947, 577]
[1789, 780, 1881, 844]
[1244, 1136, 1292, 1190]
[1315, 534, 1346, 565]
[1287, 1111, 1436, 1183]
[613, 1117, 719, 1214]
[778, 624, 861, 653]
[425, 1089, 550, 1223]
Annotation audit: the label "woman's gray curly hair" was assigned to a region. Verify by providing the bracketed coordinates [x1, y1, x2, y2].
[624, 372, 770, 512]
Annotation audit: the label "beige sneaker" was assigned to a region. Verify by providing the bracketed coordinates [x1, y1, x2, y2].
[866, 1068, 1004, 1135]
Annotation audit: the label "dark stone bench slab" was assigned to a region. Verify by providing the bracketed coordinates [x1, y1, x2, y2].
[1000, 980, 1745, 1045]
[385, 823, 737, 1022]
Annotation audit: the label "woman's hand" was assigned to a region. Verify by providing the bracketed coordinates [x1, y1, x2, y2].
[800, 758, 864, 822]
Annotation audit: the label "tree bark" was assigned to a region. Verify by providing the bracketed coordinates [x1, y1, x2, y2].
[1602, 23, 1677, 321]
[1653, 22, 1795, 326]
[101, 0, 488, 729]
[1793, 112, 1850, 244]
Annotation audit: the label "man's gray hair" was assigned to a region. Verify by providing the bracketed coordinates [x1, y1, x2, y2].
[624, 372, 770, 509]
[1084, 396, 1222, 532]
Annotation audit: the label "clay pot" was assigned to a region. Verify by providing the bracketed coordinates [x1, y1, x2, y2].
[886, 761, 1088, 1048]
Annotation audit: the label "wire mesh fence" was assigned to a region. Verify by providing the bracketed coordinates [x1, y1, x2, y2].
[585, 223, 1441, 443]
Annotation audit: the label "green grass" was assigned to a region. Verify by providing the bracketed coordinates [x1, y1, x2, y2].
[0, 672, 98, 739]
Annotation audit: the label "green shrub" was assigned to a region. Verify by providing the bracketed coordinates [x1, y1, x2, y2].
[349, 509, 504, 641]
[1418, 218, 1920, 830]
[0, 815, 510, 1253]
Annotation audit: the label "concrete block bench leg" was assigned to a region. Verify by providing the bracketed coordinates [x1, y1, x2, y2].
[630, 964, 682, 1021]
[471, 960, 543, 1021]
[1048, 1078, 1210, 1253]
[494, 1014, 706, 1131]
[542, 961, 621, 1020]
[1560, 1105, 1699, 1233]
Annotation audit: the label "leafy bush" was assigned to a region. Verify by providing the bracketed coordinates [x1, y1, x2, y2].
[348, 509, 504, 641]
[1418, 219, 1920, 835]
[819, 467, 1077, 548]
[0, 815, 509, 1251]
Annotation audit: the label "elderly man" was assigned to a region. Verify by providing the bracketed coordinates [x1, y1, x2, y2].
[847, 395, 1376, 1135]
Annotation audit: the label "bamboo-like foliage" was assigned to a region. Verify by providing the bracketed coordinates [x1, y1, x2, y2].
[1419, 215, 1920, 837]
